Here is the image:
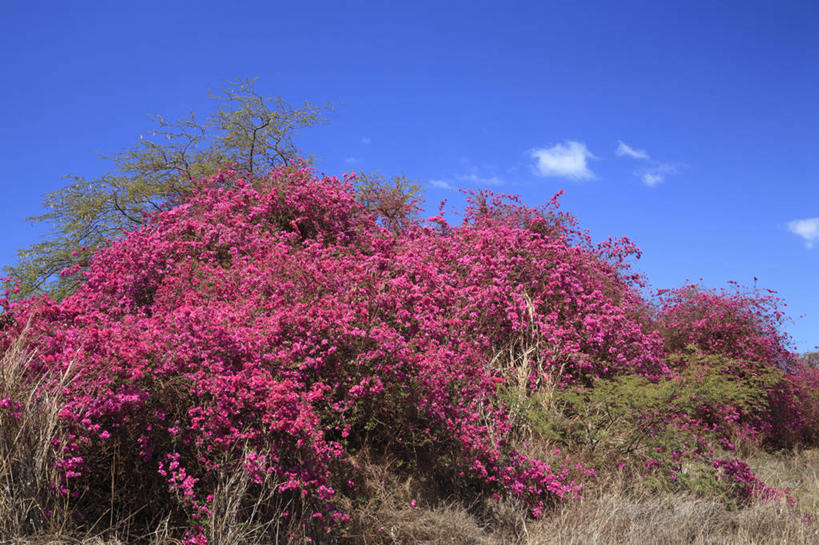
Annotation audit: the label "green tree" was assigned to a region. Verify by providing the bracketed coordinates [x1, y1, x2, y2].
[353, 171, 422, 235]
[800, 352, 819, 368]
[4, 78, 330, 300]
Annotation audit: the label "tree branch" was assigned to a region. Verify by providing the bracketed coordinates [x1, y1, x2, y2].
[112, 192, 144, 225]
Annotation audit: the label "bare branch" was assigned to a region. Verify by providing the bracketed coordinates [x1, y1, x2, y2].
[112, 192, 143, 225]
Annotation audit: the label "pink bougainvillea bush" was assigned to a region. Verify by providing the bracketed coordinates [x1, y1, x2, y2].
[657, 282, 794, 373]
[0, 163, 813, 542]
[767, 360, 819, 448]
[0, 165, 648, 542]
[654, 283, 819, 448]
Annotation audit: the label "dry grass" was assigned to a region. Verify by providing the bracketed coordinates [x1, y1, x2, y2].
[339, 449, 495, 545]
[524, 475, 819, 545]
[752, 448, 819, 514]
[0, 327, 75, 541]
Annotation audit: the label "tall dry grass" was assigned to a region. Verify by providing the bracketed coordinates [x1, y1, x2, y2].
[523, 469, 819, 545]
[0, 327, 75, 541]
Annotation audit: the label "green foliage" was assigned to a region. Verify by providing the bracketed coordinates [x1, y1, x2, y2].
[504, 348, 784, 501]
[800, 352, 819, 368]
[665, 348, 785, 417]
[353, 171, 423, 235]
[4, 78, 330, 300]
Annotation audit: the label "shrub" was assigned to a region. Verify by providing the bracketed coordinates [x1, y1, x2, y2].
[505, 348, 787, 505]
[4, 166, 655, 541]
[657, 283, 794, 372]
[1, 163, 812, 542]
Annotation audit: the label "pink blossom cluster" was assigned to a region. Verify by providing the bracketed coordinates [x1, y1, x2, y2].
[657, 282, 794, 372]
[656, 283, 819, 449]
[712, 458, 790, 504]
[768, 363, 819, 447]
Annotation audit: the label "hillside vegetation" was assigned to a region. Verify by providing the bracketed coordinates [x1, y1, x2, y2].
[1, 164, 818, 544]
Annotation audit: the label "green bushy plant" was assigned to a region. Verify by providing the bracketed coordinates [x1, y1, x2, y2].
[504, 347, 784, 504]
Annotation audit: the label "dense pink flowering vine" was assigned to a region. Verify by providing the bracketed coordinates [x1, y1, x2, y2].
[0, 163, 813, 541]
[655, 283, 819, 448]
[1, 165, 644, 539]
[657, 282, 794, 372]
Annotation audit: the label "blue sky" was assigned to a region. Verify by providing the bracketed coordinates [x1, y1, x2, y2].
[1, 0, 817, 351]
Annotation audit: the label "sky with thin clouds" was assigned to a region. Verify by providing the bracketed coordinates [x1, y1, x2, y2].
[1, 0, 817, 351]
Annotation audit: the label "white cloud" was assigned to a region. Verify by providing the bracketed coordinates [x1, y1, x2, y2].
[616, 140, 650, 160]
[456, 173, 504, 186]
[637, 162, 679, 187]
[615, 140, 683, 187]
[361, 136, 371, 144]
[788, 217, 819, 248]
[642, 172, 663, 186]
[428, 179, 455, 190]
[529, 141, 595, 180]
[344, 157, 358, 165]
